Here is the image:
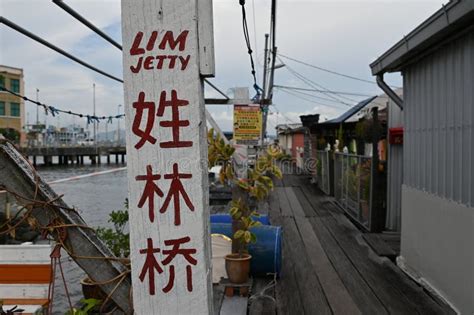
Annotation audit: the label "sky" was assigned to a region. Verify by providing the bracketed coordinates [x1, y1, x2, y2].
[0, 0, 446, 135]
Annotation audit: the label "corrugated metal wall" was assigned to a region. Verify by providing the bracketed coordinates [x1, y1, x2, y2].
[387, 98, 403, 231]
[403, 30, 474, 207]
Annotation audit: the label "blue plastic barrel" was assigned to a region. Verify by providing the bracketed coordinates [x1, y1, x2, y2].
[211, 223, 281, 276]
[210, 214, 270, 225]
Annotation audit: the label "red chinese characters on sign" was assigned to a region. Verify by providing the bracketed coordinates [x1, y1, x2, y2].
[136, 163, 194, 226]
[139, 238, 163, 295]
[139, 237, 197, 295]
[158, 91, 192, 148]
[132, 92, 157, 149]
[160, 163, 194, 226]
[135, 165, 163, 222]
[131, 91, 193, 150]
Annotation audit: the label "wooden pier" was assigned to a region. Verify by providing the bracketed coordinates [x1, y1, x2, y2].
[21, 146, 126, 166]
[263, 172, 454, 314]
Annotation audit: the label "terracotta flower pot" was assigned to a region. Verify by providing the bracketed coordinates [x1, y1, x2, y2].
[225, 253, 252, 284]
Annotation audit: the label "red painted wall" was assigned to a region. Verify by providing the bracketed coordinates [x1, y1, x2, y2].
[291, 133, 304, 159]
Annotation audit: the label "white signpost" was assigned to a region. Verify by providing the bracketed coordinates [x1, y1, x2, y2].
[121, 1, 214, 313]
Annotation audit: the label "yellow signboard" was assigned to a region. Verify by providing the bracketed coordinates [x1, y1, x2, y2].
[233, 104, 262, 145]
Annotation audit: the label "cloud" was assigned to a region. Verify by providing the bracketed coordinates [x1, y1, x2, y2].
[1, 0, 446, 135]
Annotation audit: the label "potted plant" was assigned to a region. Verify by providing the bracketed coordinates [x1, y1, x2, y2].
[207, 129, 282, 283]
[224, 199, 260, 283]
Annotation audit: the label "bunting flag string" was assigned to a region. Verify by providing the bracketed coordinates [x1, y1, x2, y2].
[0, 86, 125, 124]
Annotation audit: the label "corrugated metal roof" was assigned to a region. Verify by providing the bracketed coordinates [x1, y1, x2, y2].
[320, 96, 377, 125]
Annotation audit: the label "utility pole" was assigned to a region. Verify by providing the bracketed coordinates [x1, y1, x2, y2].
[105, 117, 108, 143]
[117, 104, 122, 145]
[261, 0, 277, 149]
[261, 33, 270, 147]
[35, 88, 39, 124]
[268, 0, 277, 101]
[93, 83, 96, 145]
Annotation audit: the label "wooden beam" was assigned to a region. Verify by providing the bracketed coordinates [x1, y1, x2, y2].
[198, 0, 215, 77]
[0, 141, 132, 313]
[121, 0, 213, 313]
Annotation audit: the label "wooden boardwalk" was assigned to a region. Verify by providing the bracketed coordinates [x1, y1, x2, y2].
[267, 173, 454, 315]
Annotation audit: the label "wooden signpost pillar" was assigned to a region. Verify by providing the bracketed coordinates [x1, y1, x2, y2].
[121, 1, 214, 313]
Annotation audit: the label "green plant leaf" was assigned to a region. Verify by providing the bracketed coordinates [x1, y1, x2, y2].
[234, 230, 245, 239]
[250, 232, 257, 243]
[244, 231, 251, 243]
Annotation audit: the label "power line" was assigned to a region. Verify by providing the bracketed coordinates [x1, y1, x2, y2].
[277, 87, 351, 108]
[270, 104, 297, 124]
[277, 88, 349, 111]
[239, 0, 261, 95]
[281, 60, 354, 105]
[0, 17, 123, 83]
[278, 52, 382, 86]
[0, 86, 124, 124]
[273, 85, 375, 97]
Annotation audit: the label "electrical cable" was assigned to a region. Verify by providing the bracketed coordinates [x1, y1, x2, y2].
[273, 85, 375, 97]
[278, 52, 401, 88]
[277, 88, 349, 111]
[282, 62, 354, 105]
[275, 86, 352, 107]
[270, 104, 297, 124]
[239, 0, 262, 96]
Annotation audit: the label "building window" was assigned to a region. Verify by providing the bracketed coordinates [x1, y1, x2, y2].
[0, 102, 5, 116]
[10, 79, 20, 93]
[0, 76, 4, 89]
[10, 103, 20, 117]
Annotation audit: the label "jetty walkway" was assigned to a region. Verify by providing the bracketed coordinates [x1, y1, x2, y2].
[262, 172, 454, 314]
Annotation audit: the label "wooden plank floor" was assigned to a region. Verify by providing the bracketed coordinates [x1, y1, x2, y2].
[269, 173, 455, 315]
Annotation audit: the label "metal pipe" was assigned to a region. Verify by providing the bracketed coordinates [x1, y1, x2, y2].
[376, 73, 403, 110]
[204, 78, 230, 100]
[52, 0, 123, 50]
[0, 17, 123, 83]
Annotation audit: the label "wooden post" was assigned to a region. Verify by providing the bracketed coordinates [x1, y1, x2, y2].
[121, 0, 214, 313]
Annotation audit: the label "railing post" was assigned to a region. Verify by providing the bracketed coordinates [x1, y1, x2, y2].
[357, 156, 361, 220]
[328, 150, 334, 196]
[369, 107, 386, 232]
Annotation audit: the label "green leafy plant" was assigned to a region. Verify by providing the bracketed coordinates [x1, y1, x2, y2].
[0, 128, 20, 143]
[96, 200, 130, 258]
[65, 298, 102, 315]
[208, 129, 282, 256]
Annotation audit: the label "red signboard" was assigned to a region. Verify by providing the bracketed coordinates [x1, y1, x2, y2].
[389, 127, 403, 145]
